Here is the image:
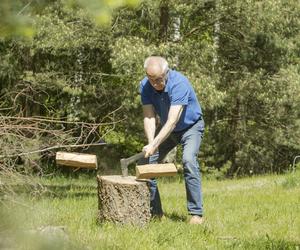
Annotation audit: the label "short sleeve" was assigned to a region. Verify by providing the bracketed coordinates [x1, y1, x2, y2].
[140, 81, 152, 105]
[169, 81, 189, 105]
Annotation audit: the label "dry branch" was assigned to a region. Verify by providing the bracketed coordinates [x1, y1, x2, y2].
[0, 114, 113, 166]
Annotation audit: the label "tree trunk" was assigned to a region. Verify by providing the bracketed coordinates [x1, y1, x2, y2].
[230, 95, 242, 174]
[159, 1, 169, 42]
[97, 175, 151, 226]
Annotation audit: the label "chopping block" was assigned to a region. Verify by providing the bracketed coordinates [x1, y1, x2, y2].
[97, 175, 150, 226]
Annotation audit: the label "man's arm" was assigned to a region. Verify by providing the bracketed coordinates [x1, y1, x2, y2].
[143, 104, 156, 144]
[143, 105, 183, 158]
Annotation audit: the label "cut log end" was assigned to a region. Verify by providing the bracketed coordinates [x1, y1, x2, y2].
[98, 175, 146, 185]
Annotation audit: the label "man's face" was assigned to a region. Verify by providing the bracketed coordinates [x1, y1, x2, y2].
[146, 70, 168, 91]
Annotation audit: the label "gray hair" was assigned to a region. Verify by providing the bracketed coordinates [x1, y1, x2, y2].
[144, 56, 169, 73]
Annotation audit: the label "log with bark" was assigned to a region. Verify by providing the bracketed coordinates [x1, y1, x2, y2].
[97, 175, 150, 226]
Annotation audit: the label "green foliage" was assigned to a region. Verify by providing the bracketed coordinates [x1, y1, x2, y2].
[281, 173, 300, 189]
[0, 0, 35, 38]
[0, 0, 141, 38]
[204, 0, 300, 175]
[202, 160, 232, 180]
[68, 0, 141, 25]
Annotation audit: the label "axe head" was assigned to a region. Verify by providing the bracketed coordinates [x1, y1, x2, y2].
[120, 152, 145, 177]
[120, 158, 128, 177]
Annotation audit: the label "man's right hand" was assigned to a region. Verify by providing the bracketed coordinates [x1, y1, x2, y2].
[143, 143, 158, 158]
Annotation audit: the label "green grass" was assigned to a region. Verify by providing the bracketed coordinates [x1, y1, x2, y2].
[1, 172, 300, 249]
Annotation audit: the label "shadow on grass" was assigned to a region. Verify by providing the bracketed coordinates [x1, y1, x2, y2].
[220, 236, 300, 249]
[40, 184, 97, 199]
[1, 183, 97, 199]
[164, 212, 187, 222]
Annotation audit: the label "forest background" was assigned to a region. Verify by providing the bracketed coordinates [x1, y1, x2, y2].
[1, 0, 300, 177]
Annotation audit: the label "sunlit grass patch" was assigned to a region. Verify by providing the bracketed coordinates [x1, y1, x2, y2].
[1, 172, 299, 249]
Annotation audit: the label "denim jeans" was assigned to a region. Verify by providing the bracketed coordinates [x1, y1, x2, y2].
[144, 118, 205, 216]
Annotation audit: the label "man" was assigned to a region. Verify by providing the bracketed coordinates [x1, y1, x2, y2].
[140, 56, 205, 224]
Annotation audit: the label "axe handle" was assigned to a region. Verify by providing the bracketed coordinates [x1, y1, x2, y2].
[125, 152, 145, 164]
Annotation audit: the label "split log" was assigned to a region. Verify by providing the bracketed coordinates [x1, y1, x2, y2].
[136, 163, 177, 179]
[97, 175, 150, 226]
[56, 151, 97, 169]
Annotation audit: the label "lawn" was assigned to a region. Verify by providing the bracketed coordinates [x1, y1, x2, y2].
[0, 171, 299, 249]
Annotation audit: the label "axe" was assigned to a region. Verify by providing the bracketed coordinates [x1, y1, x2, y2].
[120, 152, 145, 177]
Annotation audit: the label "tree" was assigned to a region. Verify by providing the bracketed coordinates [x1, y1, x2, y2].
[210, 0, 300, 174]
[0, 0, 299, 176]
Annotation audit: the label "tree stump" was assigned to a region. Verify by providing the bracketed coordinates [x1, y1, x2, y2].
[97, 175, 151, 226]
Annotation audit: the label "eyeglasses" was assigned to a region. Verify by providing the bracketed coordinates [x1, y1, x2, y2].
[147, 70, 169, 84]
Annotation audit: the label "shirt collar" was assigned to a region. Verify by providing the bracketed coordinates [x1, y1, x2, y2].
[163, 70, 171, 92]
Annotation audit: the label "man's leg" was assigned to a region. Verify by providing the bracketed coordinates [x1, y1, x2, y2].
[148, 134, 179, 216]
[180, 119, 205, 216]
[147, 152, 162, 216]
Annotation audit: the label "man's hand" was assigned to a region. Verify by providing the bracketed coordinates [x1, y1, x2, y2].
[142, 105, 183, 158]
[143, 143, 157, 158]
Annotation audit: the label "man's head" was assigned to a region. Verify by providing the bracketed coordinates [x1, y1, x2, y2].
[144, 56, 169, 91]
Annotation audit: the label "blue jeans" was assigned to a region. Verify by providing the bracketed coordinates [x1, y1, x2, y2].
[145, 118, 205, 216]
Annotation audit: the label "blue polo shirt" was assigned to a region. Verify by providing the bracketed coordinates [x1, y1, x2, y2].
[140, 70, 202, 132]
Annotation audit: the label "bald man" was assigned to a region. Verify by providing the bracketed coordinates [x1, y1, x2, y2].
[140, 56, 205, 224]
